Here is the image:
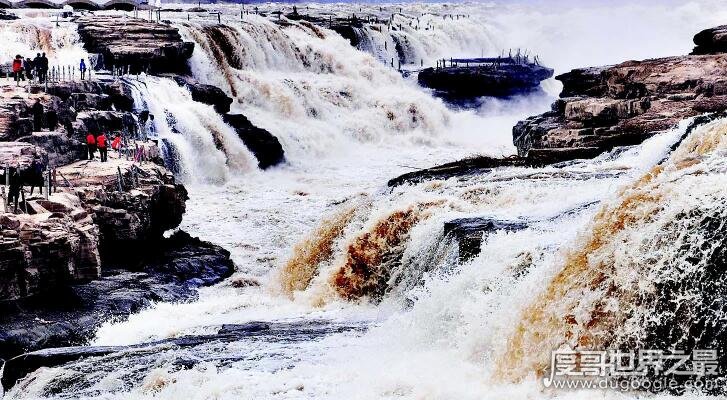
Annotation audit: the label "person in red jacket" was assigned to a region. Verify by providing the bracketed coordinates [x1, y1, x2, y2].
[111, 135, 122, 152]
[86, 133, 96, 160]
[96, 133, 108, 162]
[12, 55, 24, 86]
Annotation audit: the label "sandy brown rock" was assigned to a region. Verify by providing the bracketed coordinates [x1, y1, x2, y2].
[513, 53, 727, 160]
[76, 16, 194, 74]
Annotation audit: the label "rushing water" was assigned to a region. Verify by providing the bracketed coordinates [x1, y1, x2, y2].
[3, 1, 727, 399]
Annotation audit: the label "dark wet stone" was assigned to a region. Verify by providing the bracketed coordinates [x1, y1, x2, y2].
[0, 231, 234, 364]
[2, 320, 364, 392]
[222, 113, 285, 169]
[171, 75, 233, 114]
[444, 218, 527, 262]
[417, 58, 554, 98]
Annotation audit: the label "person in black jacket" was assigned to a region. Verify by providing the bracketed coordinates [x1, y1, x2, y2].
[33, 53, 42, 82]
[28, 158, 44, 196]
[39, 52, 49, 83]
[32, 100, 44, 132]
[7, 167, 22, 213]
[23, 58, 33, 81]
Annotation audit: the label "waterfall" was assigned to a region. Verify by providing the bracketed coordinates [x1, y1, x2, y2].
[277, 117, 691, 306]
[4, 3, 727, 399]
[496, 117, 727, 383]
[123, 77, 258, 184]
[174, 17, 460, 166]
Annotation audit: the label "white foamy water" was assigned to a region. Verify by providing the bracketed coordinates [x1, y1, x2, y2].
[3, 2, 727, 399]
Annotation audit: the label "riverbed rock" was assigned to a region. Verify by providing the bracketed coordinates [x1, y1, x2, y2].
[1, 320, 361, 393]
[76, 16, 194, 74]
[222, 113, 285, 169]
[418, 58, 554, 98]
[171, 75, 233, 114]
[444, 218, 527, 262]
[0, 230, 234, 365]
[513, 52, 727, 161]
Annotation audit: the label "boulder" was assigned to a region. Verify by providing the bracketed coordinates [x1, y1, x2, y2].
[443, 218, 527, 262]
[222, 113, 285, 169]
[72, 110, 136, 138]
[171, 75, 233, 114]
[17, 131, 85, 168]
[417, 58, 554, 98]
[76, 16, 194, 74]
[692, 25, 727, 55]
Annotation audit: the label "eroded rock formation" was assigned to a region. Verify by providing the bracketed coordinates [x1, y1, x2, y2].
[513, 51, 727, 161]
[76, 16, 194, 74]
[0, 231, 234, 363]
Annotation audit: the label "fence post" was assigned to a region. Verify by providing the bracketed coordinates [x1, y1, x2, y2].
[116, 167, 124, 192]
[2, 163, 8, 213]
[45, 170, 50, 200]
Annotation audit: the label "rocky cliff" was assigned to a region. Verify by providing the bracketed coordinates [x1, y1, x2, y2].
[513, 45, 727, 160]
[76, 16, 194, 74]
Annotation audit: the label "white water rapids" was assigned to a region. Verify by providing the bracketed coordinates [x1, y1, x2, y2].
[3, 1, 727, 399]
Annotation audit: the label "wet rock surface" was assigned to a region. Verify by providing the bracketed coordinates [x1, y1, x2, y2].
[76, 16, 194, 74]
[444, 218, 528, 262]
[223, 113, 285, 169]
[0, 231, 234, 367]
[2, 320, 363, 393]
[171, 75, 233, 114]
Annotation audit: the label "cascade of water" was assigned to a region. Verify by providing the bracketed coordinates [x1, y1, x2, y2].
[123, 76, 258, 184]
[174, 18, 464, 166]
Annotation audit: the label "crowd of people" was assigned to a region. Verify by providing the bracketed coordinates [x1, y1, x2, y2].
[11, 53, 49, 84]
[86, 132, 122, 162]
[10, 54, 89, 85]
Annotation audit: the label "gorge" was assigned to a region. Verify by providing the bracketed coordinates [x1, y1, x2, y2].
[0, 2, 726, 399]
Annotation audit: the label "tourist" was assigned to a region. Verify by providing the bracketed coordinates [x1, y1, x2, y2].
[39, 52, 48, 83]
[24, 58, 34, 81]
[111, 135, 122, 152]
[12, 55, 23, 85]
[7, 167, 21, 213]
[46, 110, 58, 131]
[79, 59, 87, 80]
[28, 158, 44, 196]
[31, 100, 44, 132]
[97, 133, 108, 162]
[33, 53, 42, 81]
[86, 133, 96, 160]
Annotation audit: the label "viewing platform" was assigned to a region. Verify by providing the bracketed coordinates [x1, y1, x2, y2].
[418, 55, 554, 98]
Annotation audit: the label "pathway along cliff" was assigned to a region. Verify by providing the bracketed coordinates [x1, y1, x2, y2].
[1, 2, 727, 399]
